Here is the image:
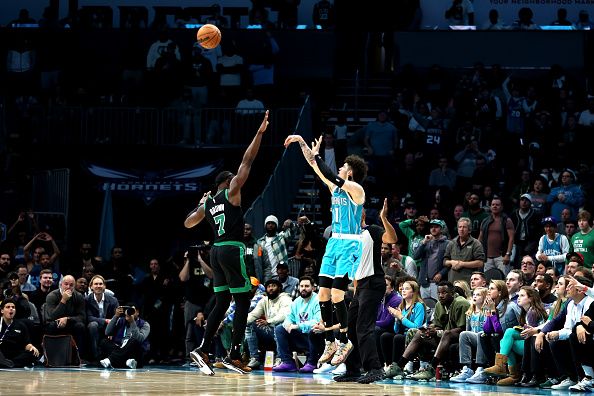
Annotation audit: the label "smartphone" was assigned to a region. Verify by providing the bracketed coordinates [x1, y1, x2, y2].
[513, 325, 523, 332]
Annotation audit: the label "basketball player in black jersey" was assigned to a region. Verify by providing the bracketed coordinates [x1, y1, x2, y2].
[184, 110, 269, 375]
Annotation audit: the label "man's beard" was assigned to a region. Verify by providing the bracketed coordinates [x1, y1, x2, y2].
[300, 290, 312, 299]
[267, 291, 280, 300]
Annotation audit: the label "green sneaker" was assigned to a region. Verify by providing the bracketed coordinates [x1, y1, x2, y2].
[409, 366, 436, 381]
[539, 377, 560, 389]
[384, 363, 404, 378]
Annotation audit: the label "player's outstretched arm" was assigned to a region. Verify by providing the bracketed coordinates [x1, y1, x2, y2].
[285, 134, 334, 192]
[228, 110, 269, 205]
[380, 198, 397, 244]
[184, 191, 211, 228]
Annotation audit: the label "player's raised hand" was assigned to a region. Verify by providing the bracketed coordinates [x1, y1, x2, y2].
[284, 134, 303, 147]
[380, 198, 388, 219]
[257, 110, 270, 134]
[310, 135, 323, 156]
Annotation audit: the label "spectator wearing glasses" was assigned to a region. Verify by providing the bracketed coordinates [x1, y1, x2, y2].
[536, 216, 570, 275]
[519, 255, 537, 287]
[547, 170, 584, 222]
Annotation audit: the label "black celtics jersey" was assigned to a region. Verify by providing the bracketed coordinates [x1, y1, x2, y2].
[204, 189, 244, 243]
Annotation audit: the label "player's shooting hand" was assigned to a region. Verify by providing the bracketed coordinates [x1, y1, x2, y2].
[258, 110, 270, 134]
[284, 135, 303, 147]
[380, 198, 388, 220]
[310, 135, 322, 156]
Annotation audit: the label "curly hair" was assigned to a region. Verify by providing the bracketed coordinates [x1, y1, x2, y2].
[345, 155, 367, 184]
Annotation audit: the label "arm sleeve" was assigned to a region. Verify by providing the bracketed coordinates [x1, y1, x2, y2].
[314, 154, 344, 187]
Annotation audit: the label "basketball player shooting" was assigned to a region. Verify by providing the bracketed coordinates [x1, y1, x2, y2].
[284, 134, 367, 368]
[184, 110, 269, 375]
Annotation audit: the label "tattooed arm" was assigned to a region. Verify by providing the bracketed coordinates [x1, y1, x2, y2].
[284, 134, 336, 192]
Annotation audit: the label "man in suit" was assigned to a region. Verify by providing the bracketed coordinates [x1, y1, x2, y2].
[86, 275, 118, 362]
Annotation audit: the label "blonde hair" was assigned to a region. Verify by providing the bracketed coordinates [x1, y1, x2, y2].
[466, 286, 488, 316]
[398, 280, 425, 314]
[454, 280, 472, 299]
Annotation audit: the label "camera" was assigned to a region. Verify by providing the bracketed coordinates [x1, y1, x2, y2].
[120, 306, 135, 316]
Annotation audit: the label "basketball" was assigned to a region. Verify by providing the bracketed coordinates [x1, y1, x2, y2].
[197, 24, 221, 49]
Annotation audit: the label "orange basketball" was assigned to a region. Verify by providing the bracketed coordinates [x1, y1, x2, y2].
[197, 24, 221, 49]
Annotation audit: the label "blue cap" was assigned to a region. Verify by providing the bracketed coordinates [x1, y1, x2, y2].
[542, 216, 557, 226]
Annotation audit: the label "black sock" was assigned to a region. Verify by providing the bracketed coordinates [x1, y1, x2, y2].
[397, 356, 409, 369]
[229, 291, 250, 360]
[333, 300, 348, 343]
[338, 330, 348, 343]
[320, 300, 334, 342]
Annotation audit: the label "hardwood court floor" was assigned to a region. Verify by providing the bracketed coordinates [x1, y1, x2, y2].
[0, 366, 554, 395]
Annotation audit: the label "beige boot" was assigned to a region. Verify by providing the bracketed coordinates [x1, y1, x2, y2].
[496, 365, 521, 386]
[484, 353, 508, 377]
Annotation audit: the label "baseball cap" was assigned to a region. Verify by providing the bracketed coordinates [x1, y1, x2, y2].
[541, 216, 557, 226]
[276, 262, 288, 269]
[7, 272, 18, 281]
[567, 252, 584, 264]
[429, 219, 445, 228]
[404, 200, 416, 208]
[520, 193, 532, 203]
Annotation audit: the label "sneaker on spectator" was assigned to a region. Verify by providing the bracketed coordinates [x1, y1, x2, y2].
[409, 366, 435, 381]
[100, 358, 112, 369]
[313, 363, 334, 374]
[247, 357, 260, 369]
[190, 348, 214, 376]
[318, 341, 337, 364]
[213, 361, 226, 369]
[299, 363, 317, 373]
[552, 378, 577, 390]
[125, 359, 137, 369]
[331, 363, 347, 375]
[334, 371, 362, 382]
[466, 367, 488, 384]
[539, 377, 560, 388]
[330, 341, 353, 366]
[569, 377, 593, 392]
[222, 357, 252, 374]
[450, 366, 474, 383]
[273, 361, 298, 372]
[357, 368, 385, 384]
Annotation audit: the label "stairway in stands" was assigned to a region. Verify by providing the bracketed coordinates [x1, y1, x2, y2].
[287, 73, 393, 228]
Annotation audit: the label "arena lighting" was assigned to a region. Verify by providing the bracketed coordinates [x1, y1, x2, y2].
[246, 24, 262, 29]
[540, 25, 575, 30]
[449, 25, 476, 30]
[296, 24, 308, 29]
[184, 23, 204, 29]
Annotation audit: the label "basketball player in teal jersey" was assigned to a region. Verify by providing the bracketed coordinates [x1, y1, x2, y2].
[284, 134, 367, 367]
[184, 110, 269, 375]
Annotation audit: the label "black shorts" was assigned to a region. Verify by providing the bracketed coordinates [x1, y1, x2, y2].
[210, 241, 250, 294]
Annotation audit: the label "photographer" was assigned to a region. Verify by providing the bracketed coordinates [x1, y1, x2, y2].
[100, 305, 150, 369]
[179, 243, 213, 357]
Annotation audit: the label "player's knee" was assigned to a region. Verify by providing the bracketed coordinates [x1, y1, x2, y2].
[330, 289, 345, 303]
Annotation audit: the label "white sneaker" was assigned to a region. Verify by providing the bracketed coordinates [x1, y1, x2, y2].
[569, 377, 594, 392]
[551, 378, 577, 390]
[331, 363, 347, 375]
[450, 366, 474, 383]
[404, 361, 414, 373]
[247, 357, 260, 369]
[466, 367, 488, 384]
[313, 363, 334, 374]
[100, 358, 112, 368]
[125, 359, 137, 369]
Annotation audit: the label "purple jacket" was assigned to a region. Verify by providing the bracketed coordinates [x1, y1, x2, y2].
[376, 292, 402, 329]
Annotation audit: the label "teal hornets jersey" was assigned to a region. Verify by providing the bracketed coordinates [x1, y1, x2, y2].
[330, 187, 362, 235]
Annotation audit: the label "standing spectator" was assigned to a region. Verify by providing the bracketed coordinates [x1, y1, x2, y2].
[444, 217, 486, 282]
[245, 279, 291, 368]
[510, 194, 542, 267]
[247, 29, 279, 104]
[445, 0, 475, 25]
[529, 175, 549, 215]
[363, 110, 398, 182]
[178, 246, 213, 357]
[312, 0, 334, 28]
[428, 156, 457, 192]
[254, 215, 295, 282]
[547, 170, 584, 222]
[478, 197, 515, 275]
[576, 10, 594, 30]
[43, 275, 86, 352]
[203, 4, 229, 28]
[277, 0, 301, 28]
[571, 210, 594, 269]
[390, 242, 417, 278]
[462, 193, 489, 239]
[399, 215, 428, 267]
[272, 276, 323, 373]
[536, 216, 570, 275]
[86, 275, 118, 362]
[413, 219, 450, 299]
[552, 8, 573, 26]
[243, 224, 258, 278]
[217, 42, 244, 103]
[146, 30, 180, 70]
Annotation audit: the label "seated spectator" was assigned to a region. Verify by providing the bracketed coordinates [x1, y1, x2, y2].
[454, 279, 472, 299]
[75, 277, 88, 296]
[470, 271, 487, 290]
[203, 4, 229, 28]
[535, 274, 557, 308]
[389, 241, 416, 278]
[43, 275, 86, 351]
[146, 30, 181, 71]
[0, 299, 40, 368]
[312, 0, 334, 28]
[272, 276, 323, 373]
[386, 281, 469, 380]
[547, 170, 584, 222]
[450, 286, 488, 382]
[29, 269, 57, 315]
[86, 275, 119, 362]
[484, 286, 547, 385]
[506, 269, 524, 304]
[100, 305, 150, 369]
[551, 8, 574, 26]
[520, 255, 537, 286]
[273, 262, 299, 296]
[16, 265, 36, 293]
[245, 279, 291, 368]
[445, 0, 475, 26]
[511, 7, 539, 30]
[576, 10, 594, 30]
[375, 275, 402, 366]
[235, 89, 265, 115]
[481, 9, 506, 30]
[382, 280, 426, 378]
